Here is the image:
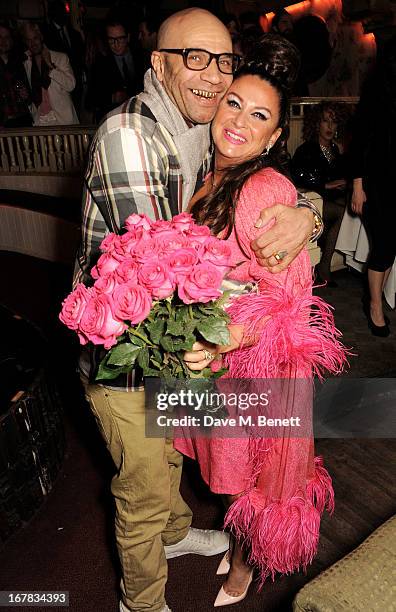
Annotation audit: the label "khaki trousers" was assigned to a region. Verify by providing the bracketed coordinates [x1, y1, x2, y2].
[84, 384, 192, 611]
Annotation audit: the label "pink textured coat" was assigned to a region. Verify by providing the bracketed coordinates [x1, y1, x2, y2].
[175, 168, 346, 584]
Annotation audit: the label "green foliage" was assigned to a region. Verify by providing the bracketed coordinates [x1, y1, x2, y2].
[95, 295, 230, 381]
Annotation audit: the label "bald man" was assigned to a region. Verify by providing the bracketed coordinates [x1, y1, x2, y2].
[74, 8, 321, 612]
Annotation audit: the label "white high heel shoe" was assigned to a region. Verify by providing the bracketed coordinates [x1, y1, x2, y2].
[216, 551, 231, 575]
[213, 570, 253, 607]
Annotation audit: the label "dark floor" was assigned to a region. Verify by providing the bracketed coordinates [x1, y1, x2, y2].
[0, 254, 395, 612]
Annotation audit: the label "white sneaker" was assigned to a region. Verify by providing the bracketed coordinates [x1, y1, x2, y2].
[164, 527, 229, 559]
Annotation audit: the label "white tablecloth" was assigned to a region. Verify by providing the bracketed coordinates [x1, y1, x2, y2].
[335, 210, 396, 309]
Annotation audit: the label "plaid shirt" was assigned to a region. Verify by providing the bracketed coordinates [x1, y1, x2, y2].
[74, 76, 212, 389]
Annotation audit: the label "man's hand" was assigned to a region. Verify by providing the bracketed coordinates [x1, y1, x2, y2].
[350, 178, 366, 216]
[251, 204, 314, 272]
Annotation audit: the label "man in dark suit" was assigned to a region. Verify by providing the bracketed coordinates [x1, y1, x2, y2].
[0, 23, 32, 127]
[138, 15, 159, 72]
[42, 0, 85, 115]
[87, 18, 143, 123]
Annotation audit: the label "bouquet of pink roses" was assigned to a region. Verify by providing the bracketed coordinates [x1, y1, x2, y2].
[60, 213, 232, 380]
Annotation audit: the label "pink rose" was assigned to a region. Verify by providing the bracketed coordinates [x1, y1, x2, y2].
[153, 230, 189, 256]
[91, 252, 120, 279]
[79, 292, 127, 349]
[94, 271, 119, 294]
[165, 248, 198, 281]
[114, 258, 139, 284]
[118, 227, 146, 257]
[187, 223, 211, 248]
[59, 283, 92, 330]
[199, 236, 232, 275]
[99, 232, 121, 253]
[112, 283, 152, 324]
[171, 212, 194, 234]
[133, 237, 161, 263]
[124, 213, 153, 232]
[99, 233, 135, 263]
[178, 262, 223, 304]
[138, 260, 175, 299]
[150, 219, 173, 234]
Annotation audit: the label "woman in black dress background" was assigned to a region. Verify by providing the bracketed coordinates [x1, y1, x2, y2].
[350, 36, 396, 337]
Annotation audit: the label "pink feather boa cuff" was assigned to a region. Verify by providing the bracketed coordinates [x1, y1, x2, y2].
[223, 277, 348, 379]
[224, 456, 334, 586]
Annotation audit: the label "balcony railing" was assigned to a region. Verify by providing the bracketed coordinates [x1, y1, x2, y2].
[0, 98, 358, 177]
[0, 125, 95, 175]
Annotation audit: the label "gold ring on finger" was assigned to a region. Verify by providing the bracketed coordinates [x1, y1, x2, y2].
[273, 250, 288, 262]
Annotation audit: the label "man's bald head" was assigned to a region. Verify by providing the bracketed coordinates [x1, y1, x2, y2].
[152, 8, 233, 125]
[157, 8, 230, 50]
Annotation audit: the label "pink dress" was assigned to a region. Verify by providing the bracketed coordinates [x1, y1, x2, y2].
[175, 168, 346, 584]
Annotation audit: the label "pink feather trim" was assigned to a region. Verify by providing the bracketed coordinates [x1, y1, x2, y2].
[223, 278, 348, 379]
[224, 456, 334, 586]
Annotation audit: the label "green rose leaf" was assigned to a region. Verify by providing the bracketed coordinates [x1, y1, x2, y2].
[161, 334, 196, 352]
[197, 304, 216, 316]
[196, 317, 230, 345]
[166, 319, 186, 337]
[143, 366, 160, 377]
[131, 328, 150, 343]
[160, 335, 176, 352]
[167, 319, 195, 337]
[148, 318, 165, 344]
[107, 342, 141, 366]
[175, 305, 189, 322]
[137, 347, 150, 370]
[152, 348, 163, 363]
[128, 332, 146, 347]
[96, 360, 124, 381]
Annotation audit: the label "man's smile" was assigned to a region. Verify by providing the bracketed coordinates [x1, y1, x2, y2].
[191, 88, 218, 100]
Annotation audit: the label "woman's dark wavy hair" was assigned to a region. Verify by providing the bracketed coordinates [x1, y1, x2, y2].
[302, 101, 352, 143]
[191, 33, 300, 239]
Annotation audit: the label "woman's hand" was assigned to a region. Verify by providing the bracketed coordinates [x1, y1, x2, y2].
[183, 325, 245, 371]
[183, 340, 219, 371]
[350, 178, 366, 216]
[251, 205, 314, 273]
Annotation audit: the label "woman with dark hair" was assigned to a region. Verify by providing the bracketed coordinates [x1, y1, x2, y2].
[291, 101, 349, 285]
[175, 35, 346, 607]
[350, 36, 396, 337]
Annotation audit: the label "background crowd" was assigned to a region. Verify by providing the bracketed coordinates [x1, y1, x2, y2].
[0, 0, 380, 128]
[1, 0, 395, 336]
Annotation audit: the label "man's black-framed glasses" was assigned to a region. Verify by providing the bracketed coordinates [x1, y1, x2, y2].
[159, 48, 241, 74]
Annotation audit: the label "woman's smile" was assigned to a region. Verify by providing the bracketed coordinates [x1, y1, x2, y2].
[223, 129, 247, 144]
